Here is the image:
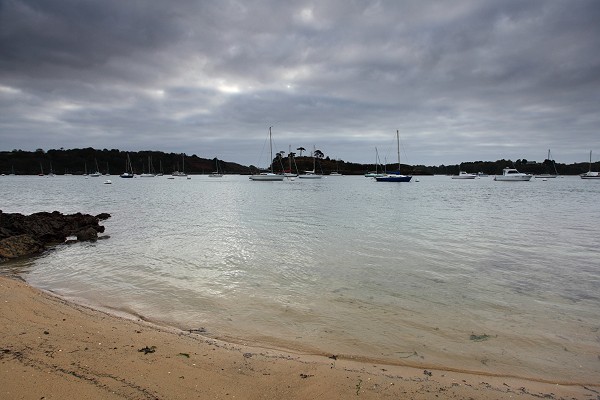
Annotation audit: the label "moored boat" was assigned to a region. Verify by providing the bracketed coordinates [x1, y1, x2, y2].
[534, 149, 558, 178]
[298, 146, 322, 179]
[249, 127, 285, 181]
[375, 130, 412, 183]
[120, 153, 135, 178]
[208, 157, 223, 177]
[494, 168, 532, 181]
[365, 147, 385, 177]
[581, 151, 600, 179]
[451, 171, 477, 179]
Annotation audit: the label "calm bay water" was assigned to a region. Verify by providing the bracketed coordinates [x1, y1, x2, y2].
[1, 174, 599, 383]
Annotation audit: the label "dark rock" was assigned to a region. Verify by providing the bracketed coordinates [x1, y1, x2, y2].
[96, 213, 111, 221]
[0, 211, 110, 262]
[0, 234, 45, 260]
[76, 227, 98, 241]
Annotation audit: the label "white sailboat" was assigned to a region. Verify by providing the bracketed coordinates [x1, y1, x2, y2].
[172, 154, 188, 177]
[534, 149, 558, 178]
[140, 156, 156, 177]
[249, 127, 285, 181]
[330, 159, 342, 176]
[120, 153, 134, 178]
[364, 147, 385, 177]
[208, 158, 223, 177]
[157, 160, 164, 176]
[299, 146, 322, 179]
[90, 159, 101, 177]
[581, 151, 600, 179]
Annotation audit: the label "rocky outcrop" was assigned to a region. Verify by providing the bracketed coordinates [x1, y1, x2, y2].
[0, 211, 110, 262]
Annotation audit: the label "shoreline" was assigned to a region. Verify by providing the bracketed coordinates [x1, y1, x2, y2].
[1, 276, 597, 399]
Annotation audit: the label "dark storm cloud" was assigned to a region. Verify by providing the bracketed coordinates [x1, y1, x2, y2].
[1, 0, 599, 165]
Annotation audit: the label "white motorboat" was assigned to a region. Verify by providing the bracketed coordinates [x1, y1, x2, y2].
[494, 168, 532, 181]
[451, 171, 477, 179]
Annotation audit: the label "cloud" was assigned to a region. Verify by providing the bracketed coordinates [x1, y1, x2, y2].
[1, 0, 599, 165]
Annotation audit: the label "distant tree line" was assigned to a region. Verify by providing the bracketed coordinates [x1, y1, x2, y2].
[0, 148, 596, 176]
[425, 158, 595, 176]
[0, 148, 250, 175]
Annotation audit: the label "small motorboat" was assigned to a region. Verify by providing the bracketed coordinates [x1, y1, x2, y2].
[494, 168, 532, 181]
[451, 171, 477, 179]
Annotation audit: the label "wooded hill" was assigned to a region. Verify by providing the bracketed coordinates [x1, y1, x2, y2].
[0, 148, 597, 176]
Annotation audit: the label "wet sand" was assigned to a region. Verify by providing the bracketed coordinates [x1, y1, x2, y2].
[1, 276, 596, 399]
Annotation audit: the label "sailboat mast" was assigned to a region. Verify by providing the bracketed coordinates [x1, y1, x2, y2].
[269, 127, 273, 173]
[396, 130, 401, 172]
[375, 147, 378, 174]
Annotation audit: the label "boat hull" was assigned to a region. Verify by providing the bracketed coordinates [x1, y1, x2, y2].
[452, 171, 477, 179]
[375, 175, 412, 182]
[494, 176, 532, 181]
[249, 174, 284, 181]
[495, 168, 532, 181]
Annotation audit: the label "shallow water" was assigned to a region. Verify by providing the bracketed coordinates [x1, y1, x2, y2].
[1, 174, 599, 382]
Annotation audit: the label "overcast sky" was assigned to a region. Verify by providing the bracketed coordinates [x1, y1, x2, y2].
[1, 0, 599, 167]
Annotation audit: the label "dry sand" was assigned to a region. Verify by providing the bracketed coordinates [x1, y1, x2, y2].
[1, 275, 597, 399]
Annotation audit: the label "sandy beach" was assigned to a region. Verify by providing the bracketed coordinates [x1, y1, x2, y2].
[0, 276, 597, 400]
